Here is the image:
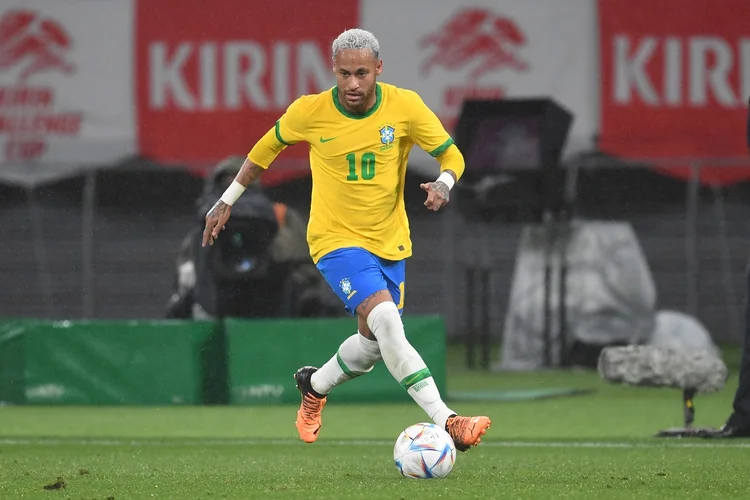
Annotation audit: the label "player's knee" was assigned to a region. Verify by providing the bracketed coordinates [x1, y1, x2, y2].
[357, 316, 377, 340]
[358, 333, 382, 361]
[366, 301, 404, 343]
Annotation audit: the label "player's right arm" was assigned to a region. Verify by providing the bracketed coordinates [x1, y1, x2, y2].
[202, 98, 308, 247]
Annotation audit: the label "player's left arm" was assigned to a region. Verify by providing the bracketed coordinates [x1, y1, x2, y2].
[408, 93, 466, 212]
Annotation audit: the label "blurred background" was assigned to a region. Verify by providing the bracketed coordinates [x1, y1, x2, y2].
[1, 0, 749, 405]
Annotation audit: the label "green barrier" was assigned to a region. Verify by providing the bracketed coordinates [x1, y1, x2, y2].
[0, 320, 28, 405]
[0, 315, 446, 406]
[225, 315, 446, 405]
[0, 320, 218, 405]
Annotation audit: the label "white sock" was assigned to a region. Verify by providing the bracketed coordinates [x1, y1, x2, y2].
[310, 333, 381, 396]
[366, 301, 456, 429]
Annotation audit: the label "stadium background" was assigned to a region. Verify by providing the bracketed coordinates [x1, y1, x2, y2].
[2, 0, 749, 341]
[1, 1, 750, 498]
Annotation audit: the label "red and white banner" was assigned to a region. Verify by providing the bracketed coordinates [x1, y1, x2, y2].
[136, 0, 357, 184]
[3, 0, 750, 187]
[0, 0, 135, 175]
[362, 0, 598, 166]
[599, 0, 750, 184]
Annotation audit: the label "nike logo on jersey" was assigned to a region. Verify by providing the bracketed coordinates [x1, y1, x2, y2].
[319, 136, 337, 143]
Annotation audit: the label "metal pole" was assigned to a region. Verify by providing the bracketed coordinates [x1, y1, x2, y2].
[480, 220, 492, 369]
[542, 210, 554, 368]
[559, 162, 579, 367]
[685, 162, 700, 317]
[82, 170, 96, 318]
[441, 193, 456, 347]
[710, 183, 740, 342]
[27, 188, 54, 317]
[465, 267, 476, 368]
[558, 211, 569, 367]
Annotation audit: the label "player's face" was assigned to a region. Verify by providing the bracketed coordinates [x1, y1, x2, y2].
[333, 49, 382, 114]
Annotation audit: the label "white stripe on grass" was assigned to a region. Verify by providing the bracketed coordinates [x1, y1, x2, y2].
[1, 438, 749, 449]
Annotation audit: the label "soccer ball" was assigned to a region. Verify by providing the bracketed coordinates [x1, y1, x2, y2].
[393, 422, 456, 479]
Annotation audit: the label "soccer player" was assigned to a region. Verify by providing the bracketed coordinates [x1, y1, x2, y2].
[202, 28, 491, 451]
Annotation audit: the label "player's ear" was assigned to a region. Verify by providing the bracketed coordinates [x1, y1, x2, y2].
[375, 58, 383, 76]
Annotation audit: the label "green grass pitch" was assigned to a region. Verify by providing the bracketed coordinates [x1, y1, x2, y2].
[0, 345, 748, 499]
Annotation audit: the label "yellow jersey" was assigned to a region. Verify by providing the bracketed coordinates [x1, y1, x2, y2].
[248, 82, 458, 264]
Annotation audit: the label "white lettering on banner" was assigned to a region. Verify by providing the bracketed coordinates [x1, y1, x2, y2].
[150, 44, 193, 109]
[664, 37, 681, 105]
[200, 43, 217, 109]
[224, 42, 267, 109]
[614, 37, 659, 104]
[273, 42, 290, 108]
[149, 41, 330, 111]
[690, 37, 735, 106]
[614, 35, 750, 107]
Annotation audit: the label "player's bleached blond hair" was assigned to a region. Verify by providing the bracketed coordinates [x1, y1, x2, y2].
[331, 28, 380, 60]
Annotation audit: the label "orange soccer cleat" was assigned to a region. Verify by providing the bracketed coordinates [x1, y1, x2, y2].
[294, 366, 327, 443]
[445, 415, 492, 452]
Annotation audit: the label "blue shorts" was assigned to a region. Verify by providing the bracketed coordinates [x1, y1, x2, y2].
[316, 247, 405, 316]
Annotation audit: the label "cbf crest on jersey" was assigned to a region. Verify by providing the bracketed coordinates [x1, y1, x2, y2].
[339, 278, 352, 295]
[379, 124, 395, 151]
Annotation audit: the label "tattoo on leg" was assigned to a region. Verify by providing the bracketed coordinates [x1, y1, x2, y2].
[358, 290, 387, 316]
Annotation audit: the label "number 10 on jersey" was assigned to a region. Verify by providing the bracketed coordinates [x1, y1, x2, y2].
[346, 152, 376, 181]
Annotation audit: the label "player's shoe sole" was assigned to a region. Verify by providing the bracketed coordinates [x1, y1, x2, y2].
[294, 366, 327, 443]
[445, 415, 492, 452]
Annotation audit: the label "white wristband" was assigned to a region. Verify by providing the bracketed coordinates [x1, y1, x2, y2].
[220, 180, 246, 206]
[436, 171, 455, 190]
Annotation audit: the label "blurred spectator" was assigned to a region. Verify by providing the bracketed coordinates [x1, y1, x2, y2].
[165, 156, 341, 319]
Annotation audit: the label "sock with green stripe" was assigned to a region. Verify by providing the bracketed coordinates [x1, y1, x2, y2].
[367, 301, 455, 429]
[310, 333, 382, 396]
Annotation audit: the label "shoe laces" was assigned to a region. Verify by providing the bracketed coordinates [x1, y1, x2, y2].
[300, 393, 324, 422]
[447, 416, 475, 439]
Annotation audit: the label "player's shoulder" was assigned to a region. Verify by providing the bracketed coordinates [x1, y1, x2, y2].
[288, 89, 334, 113]
[380, 82, 424, 102]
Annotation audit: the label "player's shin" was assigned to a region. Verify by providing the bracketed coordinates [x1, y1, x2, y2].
[366, 302, 456, 429]
[310, 333, 381, 395]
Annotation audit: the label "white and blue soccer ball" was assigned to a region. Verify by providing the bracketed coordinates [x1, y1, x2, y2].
[393, 422, 456, 479]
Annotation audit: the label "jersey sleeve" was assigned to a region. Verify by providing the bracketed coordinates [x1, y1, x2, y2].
[407, 91, 455, 158]
[247, 97, 308, 168]
[275, 97, 308, 146]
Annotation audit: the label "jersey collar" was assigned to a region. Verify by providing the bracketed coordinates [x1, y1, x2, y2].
[331, 83, 382, 119]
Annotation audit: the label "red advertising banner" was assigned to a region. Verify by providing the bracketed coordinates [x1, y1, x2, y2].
[598, 0, 750, 184]
[135, 0, 357, 184]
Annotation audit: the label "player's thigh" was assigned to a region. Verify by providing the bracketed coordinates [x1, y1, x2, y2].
[354, 289, 395, 323]
[354, 257, 405, 325]
[381, 258, 406, 315]
[316, 247, 389, 316]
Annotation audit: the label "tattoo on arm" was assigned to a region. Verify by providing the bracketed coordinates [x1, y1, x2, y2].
[236, 161, 265, 187]
[208, 200, 230, 218]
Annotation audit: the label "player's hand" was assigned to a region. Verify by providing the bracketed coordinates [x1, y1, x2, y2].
[202, 200, 232, 247]
[420, 181, 450, 212]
